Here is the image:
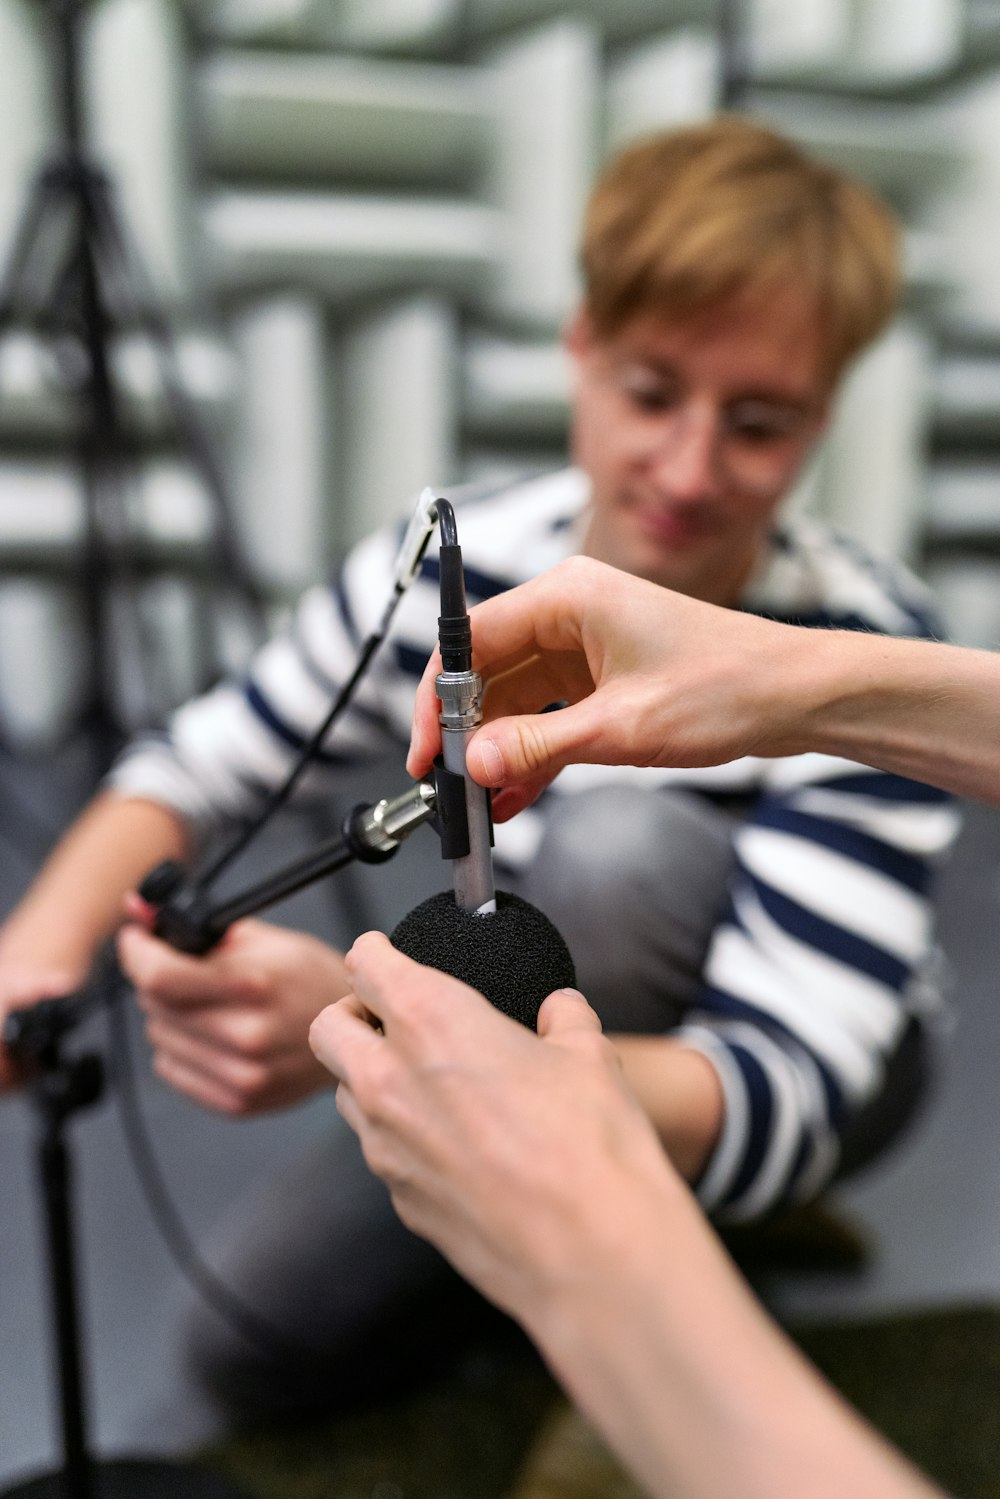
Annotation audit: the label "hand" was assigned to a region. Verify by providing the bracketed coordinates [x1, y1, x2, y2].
[309, 931, 672, 1326]
[117, 911, 350, 1115]
[406, 556, 808, 820]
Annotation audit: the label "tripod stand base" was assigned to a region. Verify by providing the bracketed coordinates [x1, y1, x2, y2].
[3, 1457, 252, 1498]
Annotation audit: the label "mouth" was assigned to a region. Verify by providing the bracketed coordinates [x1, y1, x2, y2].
[629, 499, 714, 548]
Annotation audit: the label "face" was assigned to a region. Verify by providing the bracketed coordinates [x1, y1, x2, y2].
[568, 294, 831, 604]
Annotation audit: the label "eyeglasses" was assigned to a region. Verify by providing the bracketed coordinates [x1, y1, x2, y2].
[604, 361, 820, 498]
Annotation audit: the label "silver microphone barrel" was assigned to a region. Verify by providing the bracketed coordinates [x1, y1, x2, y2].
[437, 668, 496, 914]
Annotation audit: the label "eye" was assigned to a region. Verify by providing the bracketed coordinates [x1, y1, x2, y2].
[618, 370, 681, 415]
[727, 402, 806, 445]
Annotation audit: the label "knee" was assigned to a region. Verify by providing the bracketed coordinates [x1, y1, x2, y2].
[527, 788, 665, 901]
[522, 785, 727, 922]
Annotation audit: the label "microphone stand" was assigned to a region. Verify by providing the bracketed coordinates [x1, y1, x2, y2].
[1, 766, 471, 1498]
[141, 776, 452, 955]
[1, 994, 250, 1499]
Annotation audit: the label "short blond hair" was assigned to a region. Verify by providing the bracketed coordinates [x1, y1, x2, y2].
[580, 116, 900, 383]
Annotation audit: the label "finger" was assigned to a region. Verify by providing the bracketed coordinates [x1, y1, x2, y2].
[122, 890, 156, 928]
[487, 782, 552, 823]
[344, 930, 483, 1037]
[480, 650, 594, 723]
[535, 987, 603, 1039]
[466, 566, 590, 668]
[117, 924, 235, 1008]
[145, 1009, 283, 1105]
[341, 930, 417, 1018]
[151, 1046, 249, 1116]
[141, 996, 269, 1060]
[407, 646, 445, 778]
[465, 696, 614, 790]
[334, 1078, 364, 1136]
[309, 991, 384, 1084]
[408, 563, 598, 777]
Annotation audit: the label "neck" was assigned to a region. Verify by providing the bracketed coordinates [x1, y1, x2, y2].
[579, 518, 761, 608]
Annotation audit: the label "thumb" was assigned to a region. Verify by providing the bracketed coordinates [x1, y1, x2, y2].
[467, 700, 607, 790]
[536, 987, 602, 1039]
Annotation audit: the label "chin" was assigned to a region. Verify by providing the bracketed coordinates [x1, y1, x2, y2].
[623, 541, 704, 594]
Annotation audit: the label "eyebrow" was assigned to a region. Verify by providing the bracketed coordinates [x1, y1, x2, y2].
[622, 358, 817, 413]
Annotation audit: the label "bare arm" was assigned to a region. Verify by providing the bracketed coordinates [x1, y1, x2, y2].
[406, 556, 1000, 813]
[610, 1035, 723, 1181]
[786, 628, 1000, 804]
[311, 935, 944, 1499]
[0, 792, 190, 1085]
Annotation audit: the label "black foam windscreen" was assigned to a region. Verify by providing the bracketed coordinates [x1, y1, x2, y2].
[389, 889, 576, 1030]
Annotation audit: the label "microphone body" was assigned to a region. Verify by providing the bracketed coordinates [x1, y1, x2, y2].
[436, 668, 495, 914]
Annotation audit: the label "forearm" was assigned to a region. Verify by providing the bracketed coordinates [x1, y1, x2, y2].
[0, 791, 190, 984]
[610, 1035, 723, 1180]
[769, 630, 1000, 802]
[526, 1169, 942, 1499]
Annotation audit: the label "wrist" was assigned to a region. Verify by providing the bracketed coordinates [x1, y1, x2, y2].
[786, 630, 936, 771]
[517, 1146, 690, 1367]
[749, 623, 851, 759]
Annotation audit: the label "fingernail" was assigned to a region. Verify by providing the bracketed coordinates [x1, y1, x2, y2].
[478, 738, 504, 785]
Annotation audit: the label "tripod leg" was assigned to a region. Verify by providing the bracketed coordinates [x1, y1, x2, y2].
[0, 166, 73, 326]
[38, 1113, 96, 1499]
[87, 184, 264, 637]
[73, 242, 129, 770]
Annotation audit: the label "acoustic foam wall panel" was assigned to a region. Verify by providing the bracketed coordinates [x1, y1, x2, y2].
[818, 320, 934, 566]
[200, 51, 491, 187]
[339, 296, 457, 549]
[480, 19, 599, 331]
[605, 29, 721, 148]
[84, 0, 195, 303]
[0, 1, 55, 288]
[230, 295, 330, 594]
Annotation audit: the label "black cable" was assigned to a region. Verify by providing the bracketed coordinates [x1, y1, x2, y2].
[190, 494, 439, 892]
[193, 626, 387, 892]
[435, 498, 473, 675]
[436, 496, 458, 547]
[185, 491, 440, 893]
[102, 953, 342, 1376]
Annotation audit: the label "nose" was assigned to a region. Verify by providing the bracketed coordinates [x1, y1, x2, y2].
[643, 405, 721, 501]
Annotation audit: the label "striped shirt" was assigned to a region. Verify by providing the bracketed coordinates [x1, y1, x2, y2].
[110, 468, 960, 1221]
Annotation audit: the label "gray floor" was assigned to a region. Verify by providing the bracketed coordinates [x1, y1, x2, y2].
[1, 746, 999, 1488]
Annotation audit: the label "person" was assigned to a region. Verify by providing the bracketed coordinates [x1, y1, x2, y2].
[310, 564, 997, 1499]
[311, 938, 946, 1499]
[0, 116, 960, 1419]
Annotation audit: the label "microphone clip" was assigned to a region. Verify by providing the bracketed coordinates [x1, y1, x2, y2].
[430, 755, 493, 861]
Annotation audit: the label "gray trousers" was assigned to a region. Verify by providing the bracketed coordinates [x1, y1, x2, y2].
[176, 786, 927, 1423]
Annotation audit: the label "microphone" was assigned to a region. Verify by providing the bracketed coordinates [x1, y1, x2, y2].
[390, 890, 575, 1031]
[142, 492, 576, 1028]
[433, 499, 495, 915]
[390, 497, 576, 1028]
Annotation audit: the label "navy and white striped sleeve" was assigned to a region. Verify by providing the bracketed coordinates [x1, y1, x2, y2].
[107, 527, 414, 842]
[675, 756, 961, 1222]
